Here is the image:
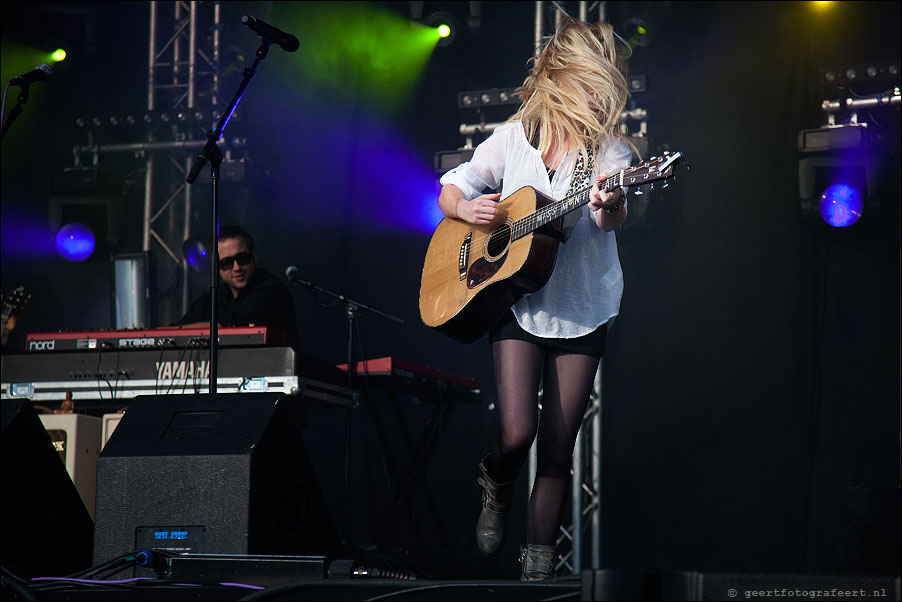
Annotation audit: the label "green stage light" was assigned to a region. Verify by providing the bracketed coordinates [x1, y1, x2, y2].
[275, 2, 439, 112]
[51, 48, 67, 62]
[426, 11, 456, 47]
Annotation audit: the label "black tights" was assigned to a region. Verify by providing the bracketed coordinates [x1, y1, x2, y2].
[486, 338, 601, 547]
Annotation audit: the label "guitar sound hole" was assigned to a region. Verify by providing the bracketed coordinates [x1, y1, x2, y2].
[486, 223, 512, 260]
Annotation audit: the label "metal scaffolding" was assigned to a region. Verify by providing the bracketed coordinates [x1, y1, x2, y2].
[146, 0, 223, 322]
[526, 1, 609, 578]
[72, 1, 225, 326]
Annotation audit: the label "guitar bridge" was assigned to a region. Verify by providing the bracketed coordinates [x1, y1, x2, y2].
[458, 232, 472, 281]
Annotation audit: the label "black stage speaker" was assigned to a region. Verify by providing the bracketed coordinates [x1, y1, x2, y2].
[1, 399, 94, 578]
[93, 393, 339, 573]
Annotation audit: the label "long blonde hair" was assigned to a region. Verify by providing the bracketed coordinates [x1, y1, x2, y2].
[510, 16, 633, 170]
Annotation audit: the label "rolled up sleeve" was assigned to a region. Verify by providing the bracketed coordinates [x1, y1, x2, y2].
[439, 123, 512, 199]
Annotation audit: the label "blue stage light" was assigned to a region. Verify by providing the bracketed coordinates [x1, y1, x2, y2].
[183, 239, 210, 274]
[818, 184, 863, 228]
[55, 223, 95, 261]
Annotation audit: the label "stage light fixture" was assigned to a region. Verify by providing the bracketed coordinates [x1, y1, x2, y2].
[819, 60, 900, 89]
[623, 17, 652, 48]
[628, 75, 647, 93]
[819, 184, 863, 228]
[798, 124, 881, 228]
[183, 239, 209, 274]
[426, 11, 456, 47]
[55, 223, 95, 262]
[457, 87, 519, 109]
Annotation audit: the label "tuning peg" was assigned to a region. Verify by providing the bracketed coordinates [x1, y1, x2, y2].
[634, 186, 643, 196]
[662, 180, 669, 189]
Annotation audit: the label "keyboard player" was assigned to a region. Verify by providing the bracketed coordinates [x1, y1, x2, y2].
[175, 225, 343, 385]
[176, 225, 299, 339]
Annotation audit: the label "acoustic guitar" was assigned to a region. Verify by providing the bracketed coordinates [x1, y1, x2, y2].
[419, 151, 684, 343]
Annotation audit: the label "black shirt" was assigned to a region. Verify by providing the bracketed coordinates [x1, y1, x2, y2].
[177, 268, 300, 342]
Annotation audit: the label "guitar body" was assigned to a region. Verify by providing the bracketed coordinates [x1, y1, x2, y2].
[420, 186, 562, 343]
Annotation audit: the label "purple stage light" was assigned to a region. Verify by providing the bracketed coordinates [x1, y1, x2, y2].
[818, 184, 863, 228]
[55, 223, 95, 261]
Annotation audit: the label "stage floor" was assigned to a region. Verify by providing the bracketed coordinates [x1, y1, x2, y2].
[1, 576, 584, 601]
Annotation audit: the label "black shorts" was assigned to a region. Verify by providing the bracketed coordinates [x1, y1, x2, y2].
[488, 310, 608, 357]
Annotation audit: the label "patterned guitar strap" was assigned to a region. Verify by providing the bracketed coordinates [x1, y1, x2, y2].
[559, 144, 595, 243]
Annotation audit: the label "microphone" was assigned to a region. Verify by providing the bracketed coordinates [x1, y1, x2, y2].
[9, 64, 53, 86]
[285, 265, 309, 286]
[242, 16, 299, 52]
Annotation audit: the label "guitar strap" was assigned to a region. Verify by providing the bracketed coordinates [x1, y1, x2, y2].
[559, 145, 595, 243]
[527, 125, 595, 243]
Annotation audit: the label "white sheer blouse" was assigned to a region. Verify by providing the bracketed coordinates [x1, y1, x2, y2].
[439, 120, 633, 339]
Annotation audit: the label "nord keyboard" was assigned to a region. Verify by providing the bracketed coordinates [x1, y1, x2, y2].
[24, 326, 292, 352]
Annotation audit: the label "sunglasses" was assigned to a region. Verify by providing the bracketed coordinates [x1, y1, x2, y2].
[218, 252, 253, 271]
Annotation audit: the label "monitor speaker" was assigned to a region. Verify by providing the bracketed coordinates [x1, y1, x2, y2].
[92, 393, 339, 575]
[1, 400, 94, 578]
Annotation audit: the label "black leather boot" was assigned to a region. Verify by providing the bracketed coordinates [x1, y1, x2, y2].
[519, 544, 557, 581]
[475, 454, 514, 556]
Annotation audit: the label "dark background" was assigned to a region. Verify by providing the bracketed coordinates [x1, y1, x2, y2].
[1, 1, 899, 580]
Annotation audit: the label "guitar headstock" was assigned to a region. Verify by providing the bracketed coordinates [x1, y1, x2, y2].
[622, 151, 684, 187]
[2, 285, 31, 346]
[2, 285, 30, 319]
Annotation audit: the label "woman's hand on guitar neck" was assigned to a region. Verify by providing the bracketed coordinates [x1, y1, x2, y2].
[589, 173, 627, 232]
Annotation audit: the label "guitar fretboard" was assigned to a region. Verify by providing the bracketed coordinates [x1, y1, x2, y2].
[511, 173, 620, 241]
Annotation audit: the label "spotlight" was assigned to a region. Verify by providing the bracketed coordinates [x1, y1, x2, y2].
[798, 124, 881, 228]
[819, 184, 863, 228]
[55, 223, 95, 262]
[623, 17, 652, 48]
[182, 239, 209, 274]
[426, 11, 457, 47]
[51, 48, 67, 62]
[457, 87, 519, 109]
[819, 60, 901, 89]
[628, 75, 647, 93]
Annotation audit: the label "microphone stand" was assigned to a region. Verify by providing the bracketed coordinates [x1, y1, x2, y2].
[1, 82, 35, 141]
[186, 39, 272, 394]
[286, 272, 405, 544]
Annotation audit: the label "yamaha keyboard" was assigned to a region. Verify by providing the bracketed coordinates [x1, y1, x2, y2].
[24, 326, 292, 352]
[1, 346, 358, 411]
